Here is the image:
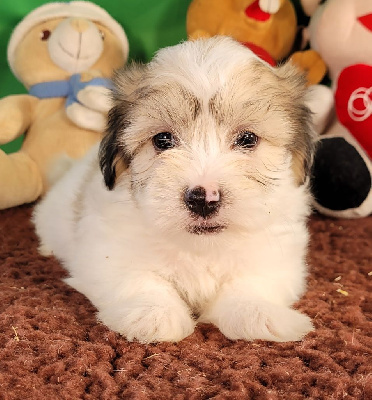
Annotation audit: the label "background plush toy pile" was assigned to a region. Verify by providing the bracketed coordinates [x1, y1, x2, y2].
[0, 0, 371, 218]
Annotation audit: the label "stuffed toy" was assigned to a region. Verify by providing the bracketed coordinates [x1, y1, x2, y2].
[0, 1, 128, 210]
[186, 0, 325, 84]
[304, 0, 372, 218]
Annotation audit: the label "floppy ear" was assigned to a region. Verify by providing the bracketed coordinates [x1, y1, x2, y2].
[99, 63, 146, 190]
[275, 61, 317, 186]
[291, 135, 316, 186]
[99, 104, 130, 190]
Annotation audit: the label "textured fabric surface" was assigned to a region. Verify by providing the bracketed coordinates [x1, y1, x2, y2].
[0, 205, 371, 400]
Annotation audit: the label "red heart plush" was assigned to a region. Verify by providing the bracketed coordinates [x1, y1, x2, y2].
[335, 64, 372, 159]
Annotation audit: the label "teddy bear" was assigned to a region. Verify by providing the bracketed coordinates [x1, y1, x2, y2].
[303, 0, 372, 218]
[0, 1, 128, 210]
[186, 0, 326, 84]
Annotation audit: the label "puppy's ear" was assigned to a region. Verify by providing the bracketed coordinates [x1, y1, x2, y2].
[275, 61, 317, 186]
[99, 63, 146, 190]
[99, 105, 131, 190]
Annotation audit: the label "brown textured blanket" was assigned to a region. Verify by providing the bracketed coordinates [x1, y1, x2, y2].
[0, 205, 371, 400]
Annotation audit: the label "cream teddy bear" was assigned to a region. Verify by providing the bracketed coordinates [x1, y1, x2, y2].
[0, 1, 128, 209]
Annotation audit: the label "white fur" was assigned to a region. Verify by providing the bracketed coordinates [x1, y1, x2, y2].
[259, 0, 280, 14]
[34, 37, 314, 344]
[48, 18, 104, 74]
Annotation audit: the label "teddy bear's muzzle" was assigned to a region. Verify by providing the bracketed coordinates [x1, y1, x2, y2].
[47, 17, 104, 74]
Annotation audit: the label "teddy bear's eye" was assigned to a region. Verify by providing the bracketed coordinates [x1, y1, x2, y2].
[40, 30, 51, 41]
[234, 131, 259, 150]
[152, 132, 177, 151]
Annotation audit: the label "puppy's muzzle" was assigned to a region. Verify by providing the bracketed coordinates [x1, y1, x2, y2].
[184, 186, 221, 219]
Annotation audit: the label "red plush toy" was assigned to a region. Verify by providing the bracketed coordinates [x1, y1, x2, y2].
[335, 64, 372, 159]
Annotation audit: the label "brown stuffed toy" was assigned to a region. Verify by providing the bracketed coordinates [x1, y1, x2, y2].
[0, 1, 128, 209]
[187, 0, 298, 64]
[187, 0, 326, 84]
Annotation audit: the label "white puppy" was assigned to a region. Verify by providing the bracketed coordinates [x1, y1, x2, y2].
[34, 37, 316, 344]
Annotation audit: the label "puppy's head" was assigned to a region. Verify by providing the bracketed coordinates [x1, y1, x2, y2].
[100, 36, 316, 241]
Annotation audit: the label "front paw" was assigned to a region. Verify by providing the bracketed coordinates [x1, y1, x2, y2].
[97, 300, 196, 343]
[204, 301, 313, 342]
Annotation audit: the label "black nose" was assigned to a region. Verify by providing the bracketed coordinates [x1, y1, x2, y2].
[184, 186, 220, 218]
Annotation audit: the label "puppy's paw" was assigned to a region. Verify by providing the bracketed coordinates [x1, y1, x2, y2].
[98, 300, 196, 343]
[205, 301, 313, 342]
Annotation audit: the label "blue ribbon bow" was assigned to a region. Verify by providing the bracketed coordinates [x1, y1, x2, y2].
[29, 73, 113, 108]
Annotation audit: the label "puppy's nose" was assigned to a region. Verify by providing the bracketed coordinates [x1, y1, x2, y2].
[184, 186, 221, 218]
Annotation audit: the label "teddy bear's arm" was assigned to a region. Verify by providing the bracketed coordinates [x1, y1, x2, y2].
[0, 94, 38, 144]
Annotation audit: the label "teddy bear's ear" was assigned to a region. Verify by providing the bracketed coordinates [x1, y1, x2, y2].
[99, 63, 147, 190]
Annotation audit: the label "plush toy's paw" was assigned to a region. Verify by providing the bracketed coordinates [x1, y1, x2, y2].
[311, 137, 372, 218]
[290, 50, 327, 85]
[76, 86, 112, 113]
[0, 150, 42, 210]
[97, 300, 195, 343]
[204, 301, 313, 342]
[66, 102, 106, 132]
[0, 100, 28, 144]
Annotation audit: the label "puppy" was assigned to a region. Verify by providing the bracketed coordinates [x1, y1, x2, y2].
[33, 36, 316, 344]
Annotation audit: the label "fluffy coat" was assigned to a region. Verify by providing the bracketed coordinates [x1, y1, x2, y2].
[34, 37, 316, 343]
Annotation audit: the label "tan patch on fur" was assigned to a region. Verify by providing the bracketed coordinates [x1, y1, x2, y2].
[241, 60, 315, 186]
[275, 61, 317, 185]
[206, 59, 315, 186]
[113, 62, 147, 101]
[292, 154, 307, 186]
[113, 154, 129, 182]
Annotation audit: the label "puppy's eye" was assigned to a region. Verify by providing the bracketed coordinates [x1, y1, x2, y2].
[234, 131, 259, 150]
[152, 132, 177, 151]
[40, 30, 51, 41]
